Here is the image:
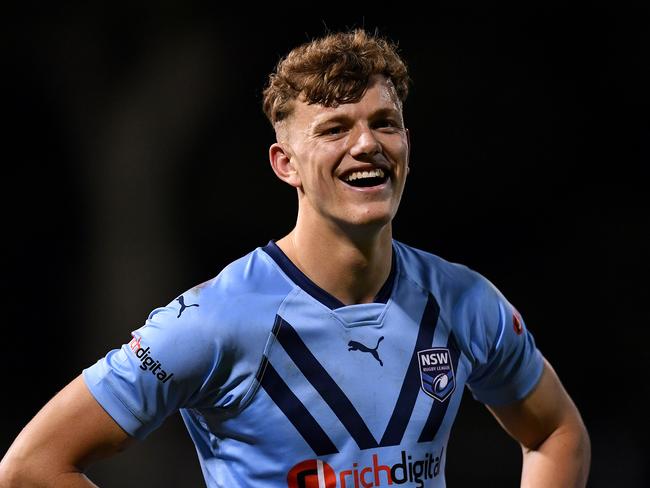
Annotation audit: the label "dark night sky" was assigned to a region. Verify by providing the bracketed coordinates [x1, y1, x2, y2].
[3, 6, 648, 486]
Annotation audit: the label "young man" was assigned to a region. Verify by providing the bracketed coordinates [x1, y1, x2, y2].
[0, 30, 590, 487]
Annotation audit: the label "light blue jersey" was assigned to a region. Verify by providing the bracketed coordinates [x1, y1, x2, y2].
[83, 240, 543, 487]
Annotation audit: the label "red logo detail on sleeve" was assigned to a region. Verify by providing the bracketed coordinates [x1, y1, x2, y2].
[513, 310, 524, 335]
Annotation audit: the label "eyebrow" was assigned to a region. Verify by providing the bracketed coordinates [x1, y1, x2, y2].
[309, 107, 403, 133]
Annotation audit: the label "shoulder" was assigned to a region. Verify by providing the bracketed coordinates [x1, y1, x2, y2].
[147, 246, 294, 336]
[393, 239, 505, 344]
[393, 239, 489, 299]
[392, 242, 543, 404]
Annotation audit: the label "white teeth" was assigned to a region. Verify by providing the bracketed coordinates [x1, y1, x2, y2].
[344, 168, 385, 182]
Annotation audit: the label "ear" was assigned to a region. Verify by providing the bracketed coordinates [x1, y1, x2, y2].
[269, 142, 301, 188]
[405, 128, 411, 174]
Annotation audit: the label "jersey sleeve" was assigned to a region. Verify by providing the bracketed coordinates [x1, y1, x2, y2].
[82, 295, 221, 440]
[463, 275, 544, 406]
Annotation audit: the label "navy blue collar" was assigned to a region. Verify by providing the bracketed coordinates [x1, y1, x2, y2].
[262, 240, 396, 310]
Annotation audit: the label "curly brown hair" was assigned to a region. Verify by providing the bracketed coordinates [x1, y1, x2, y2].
[262, 29, 410, 127]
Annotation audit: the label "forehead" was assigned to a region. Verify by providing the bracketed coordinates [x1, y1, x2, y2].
[285, 75, 402, 134]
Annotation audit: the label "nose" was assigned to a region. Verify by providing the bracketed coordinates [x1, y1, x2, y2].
[349, 125, 382, 159]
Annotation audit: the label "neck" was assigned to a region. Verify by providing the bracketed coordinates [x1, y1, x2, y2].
[276, 211, 393, 306]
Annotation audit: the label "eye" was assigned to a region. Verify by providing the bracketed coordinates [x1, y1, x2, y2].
[322, 126, 345, 136]
[373, 119, 401, 130]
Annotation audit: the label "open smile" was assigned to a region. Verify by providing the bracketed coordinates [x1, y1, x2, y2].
[338, 167, 391, 189]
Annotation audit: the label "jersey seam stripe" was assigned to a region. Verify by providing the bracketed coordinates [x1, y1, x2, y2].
[233, 290, 299, 415]
[237, 313, 284, 413]
[494, 302, 506, 351]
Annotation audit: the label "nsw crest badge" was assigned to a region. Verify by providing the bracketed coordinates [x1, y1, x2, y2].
[418, 348, 456, 402]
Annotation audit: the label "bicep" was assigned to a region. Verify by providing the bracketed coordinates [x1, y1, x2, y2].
[3, 375, 135, 476]
[487, 358, 583, 450]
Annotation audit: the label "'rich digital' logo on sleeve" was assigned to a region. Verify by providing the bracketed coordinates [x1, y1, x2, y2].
[128, 335, 174, 383]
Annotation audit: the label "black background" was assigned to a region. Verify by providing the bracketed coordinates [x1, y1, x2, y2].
[3, 6, 648, 487]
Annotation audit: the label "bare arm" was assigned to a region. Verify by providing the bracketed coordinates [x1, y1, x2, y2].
[488, 358, 591, 488]
[0, 375, 135, 487]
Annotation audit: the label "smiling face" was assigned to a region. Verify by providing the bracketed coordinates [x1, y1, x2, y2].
[270, 75, 410, 234]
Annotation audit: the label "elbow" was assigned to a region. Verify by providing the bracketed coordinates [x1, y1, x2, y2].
[563, 407, 591, 480]
[542, 416, 592, 486]
[576, 420, 592, 483]
[558, 419, 591, 488]
[0, 453, 51, 488]
[0, 459, 86, 488]
[0, 456, 25, 487]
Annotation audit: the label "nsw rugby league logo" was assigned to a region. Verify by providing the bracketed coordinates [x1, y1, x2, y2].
[417, 348, 456, 402]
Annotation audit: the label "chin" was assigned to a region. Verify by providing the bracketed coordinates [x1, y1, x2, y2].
[338, 208, 395, 230]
